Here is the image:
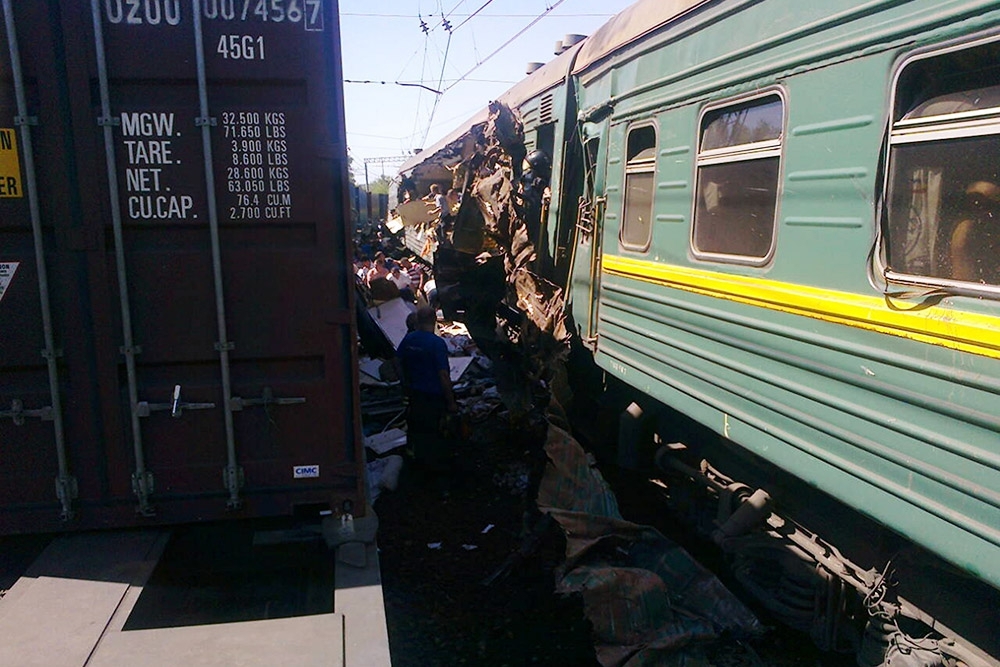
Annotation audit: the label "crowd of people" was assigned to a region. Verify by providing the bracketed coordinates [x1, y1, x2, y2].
[353, 180, 464, 307]
[353, 199, 459, 496]
[353, 244, 433, 307]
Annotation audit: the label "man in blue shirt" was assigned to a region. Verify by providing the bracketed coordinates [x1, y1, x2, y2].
[396, 306, 458, 492]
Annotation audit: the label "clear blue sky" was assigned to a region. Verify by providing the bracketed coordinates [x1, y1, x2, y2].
[338, 0, 637, 185]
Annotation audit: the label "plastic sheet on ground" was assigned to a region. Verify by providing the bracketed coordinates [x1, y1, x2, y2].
[448, 357, 475, 383]
[364, 428, 407, 456]
[367, 297, 416, 350]
[367, 455, 403, 505]
[537, 425, 763, 667]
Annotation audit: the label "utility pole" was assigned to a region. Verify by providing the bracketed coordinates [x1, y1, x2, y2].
[362, 155, 412, 222]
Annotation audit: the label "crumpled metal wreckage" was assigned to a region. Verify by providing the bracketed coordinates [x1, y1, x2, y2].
[399, 101, 762, 664]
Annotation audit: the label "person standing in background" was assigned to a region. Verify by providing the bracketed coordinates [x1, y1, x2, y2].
[396, 306, 458, 496]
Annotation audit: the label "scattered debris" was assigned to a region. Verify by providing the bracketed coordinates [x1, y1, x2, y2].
[537, 425, 764, 667]
[492, 463, 531, 496]
[462, 545, 478, 551]
[427, 543, 443, 550]
[481, 524, 495, 535]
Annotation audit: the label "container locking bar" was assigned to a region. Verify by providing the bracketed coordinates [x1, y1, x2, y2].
[193, 0, 242, 510]
[91, 0, 152, 517]
[229, 387, 307, 412]
[1, 399, 54, 426]
[136, 385, 216, 418]
[4, 0, 77, 520]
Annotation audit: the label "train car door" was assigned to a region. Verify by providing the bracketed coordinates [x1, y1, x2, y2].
[568, 126, 608, 346]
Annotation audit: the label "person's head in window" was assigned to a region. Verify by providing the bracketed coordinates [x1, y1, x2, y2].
[963, 180, 1000, 214]
[951, 180, 1000, 283]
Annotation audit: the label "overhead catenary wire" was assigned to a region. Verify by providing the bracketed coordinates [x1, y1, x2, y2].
[444, 0, 567, 93]
[419, 10, 460, 148]
[345, 79, 443, 94]
[341, 12, 612, 18]
[417, 0, 567, 143]
[449, 0, 496, 32]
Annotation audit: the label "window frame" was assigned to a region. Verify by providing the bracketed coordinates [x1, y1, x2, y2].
[691, 89, 786, 266]
[880, 33, 1000, 300]
[619, 121, 658, 252]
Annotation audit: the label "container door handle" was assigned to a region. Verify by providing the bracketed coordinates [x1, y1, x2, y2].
[136, 385, 216, 418]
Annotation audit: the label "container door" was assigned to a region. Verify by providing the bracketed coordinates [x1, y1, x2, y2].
[0, 1, 102, 529]
[1, 0, 361, 533]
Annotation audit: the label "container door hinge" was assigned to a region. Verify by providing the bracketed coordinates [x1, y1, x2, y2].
[136, 385, 216, 417]
[14, 115, 38, 126]
[55, 475, 79, 521]
[1, 399, 54, 425]
[223, 465, 245, 510]
[96, 115, 121, 127]
[195, 116, 217, 127]
[229, 387, 307, 412]
[131, 470, 155, 516]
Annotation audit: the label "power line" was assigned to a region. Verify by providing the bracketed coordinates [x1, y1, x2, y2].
[450, 0, 495, 32]
[444, 0, 567, 93]
[345, 79, 443, 94]
[341, 12, 614, 18]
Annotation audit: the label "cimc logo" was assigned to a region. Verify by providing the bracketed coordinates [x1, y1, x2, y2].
[293, 465, 320, 479]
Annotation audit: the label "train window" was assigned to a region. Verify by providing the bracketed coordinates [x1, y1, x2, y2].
[693, 94, 783, 260]
[885, 40, 1000, 289]
[621, 124, 656, 250]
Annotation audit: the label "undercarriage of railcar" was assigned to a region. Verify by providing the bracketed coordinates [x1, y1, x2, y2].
[609, 391, 1000, 667]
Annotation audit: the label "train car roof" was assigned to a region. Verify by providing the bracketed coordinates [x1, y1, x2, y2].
[398, 42, 583, 176]
[572, 0, 709, 74]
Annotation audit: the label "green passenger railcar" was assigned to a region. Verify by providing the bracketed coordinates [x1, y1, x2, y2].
[399, 1, 1000, 664]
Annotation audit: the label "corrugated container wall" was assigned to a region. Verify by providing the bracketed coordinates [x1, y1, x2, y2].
[0, 0, 363, 533]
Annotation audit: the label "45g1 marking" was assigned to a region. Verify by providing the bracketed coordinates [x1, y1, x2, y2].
[217, 34, 265, 59]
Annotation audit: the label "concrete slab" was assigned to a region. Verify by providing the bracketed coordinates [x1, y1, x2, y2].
[0, 524, 385, 666]
[88, 614, 345, 667]
[0, 531, 168, 667]
[335, 542, 392, 667]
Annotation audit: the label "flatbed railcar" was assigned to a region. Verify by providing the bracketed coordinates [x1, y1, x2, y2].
[0, 0, 363, 532]
[398, 1, 1000, 665]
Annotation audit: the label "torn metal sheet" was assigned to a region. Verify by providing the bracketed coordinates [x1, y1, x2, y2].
[395, 199, 439, 227]
[385, 214, 405, 234]
[537, 425, 763, 667]
[412, 102, 571, 418]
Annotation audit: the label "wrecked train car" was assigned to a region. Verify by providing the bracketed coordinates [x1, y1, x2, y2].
[398, 0, 1000, 666]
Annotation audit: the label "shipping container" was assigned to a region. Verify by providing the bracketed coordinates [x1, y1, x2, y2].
[0, 0, 362, 533]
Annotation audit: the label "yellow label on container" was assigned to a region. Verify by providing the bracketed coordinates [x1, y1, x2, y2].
[0, 129, 23, 198]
